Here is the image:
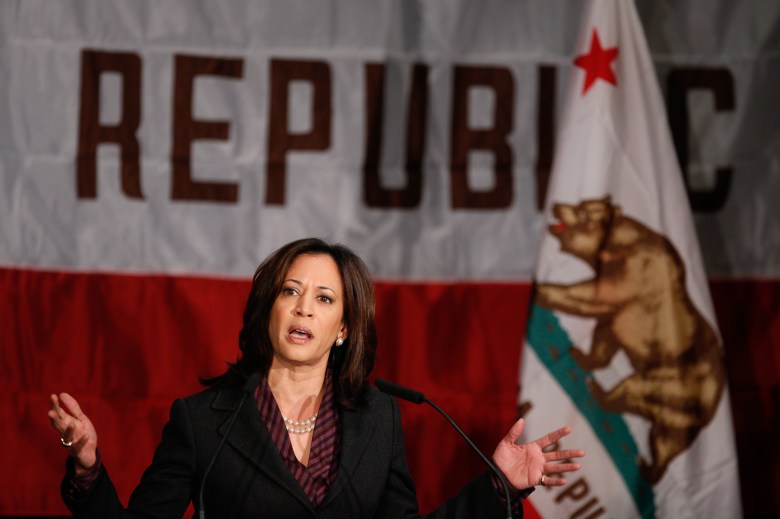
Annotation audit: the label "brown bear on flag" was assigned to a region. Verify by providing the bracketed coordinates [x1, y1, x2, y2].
[535, 196, 725, 484]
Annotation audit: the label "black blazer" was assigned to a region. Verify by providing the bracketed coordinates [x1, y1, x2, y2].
[63, 382, 520, 518]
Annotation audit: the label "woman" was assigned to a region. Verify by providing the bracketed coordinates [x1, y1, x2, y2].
[49, 238, 584, 518]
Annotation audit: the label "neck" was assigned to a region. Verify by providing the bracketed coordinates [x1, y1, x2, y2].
[267, 362, 327, 419]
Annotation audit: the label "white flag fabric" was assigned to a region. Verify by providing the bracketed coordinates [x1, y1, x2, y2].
[520, 1, 742, 517]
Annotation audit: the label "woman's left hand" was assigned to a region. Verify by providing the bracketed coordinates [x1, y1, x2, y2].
[492, 418, 585, 489]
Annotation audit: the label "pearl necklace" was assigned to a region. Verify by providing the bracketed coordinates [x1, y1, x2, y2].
[282, 413, 318, 434]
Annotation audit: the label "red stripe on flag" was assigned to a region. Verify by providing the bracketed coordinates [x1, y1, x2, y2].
[2, 268, 779, 516]
[1, 268, 247, 515]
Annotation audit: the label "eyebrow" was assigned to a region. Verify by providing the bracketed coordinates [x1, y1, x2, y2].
[285, 278, 337, 295]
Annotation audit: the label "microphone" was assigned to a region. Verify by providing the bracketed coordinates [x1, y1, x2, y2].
[375, 378, 514, 519]
[198, 372, 261, 519]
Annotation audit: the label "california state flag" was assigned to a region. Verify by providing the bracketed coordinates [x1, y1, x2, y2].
[519, 0, 742, 517]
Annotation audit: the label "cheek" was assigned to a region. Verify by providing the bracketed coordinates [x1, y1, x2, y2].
[332, 307, 346, 333]
[268, 304, 285, 336]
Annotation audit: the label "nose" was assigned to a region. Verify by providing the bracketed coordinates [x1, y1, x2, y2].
[294, 297, 313, 317]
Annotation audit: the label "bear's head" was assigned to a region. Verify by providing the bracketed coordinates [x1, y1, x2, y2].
[548, 196, 621, 267]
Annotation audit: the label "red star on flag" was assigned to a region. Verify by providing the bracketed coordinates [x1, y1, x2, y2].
[574, 29, 619, 94]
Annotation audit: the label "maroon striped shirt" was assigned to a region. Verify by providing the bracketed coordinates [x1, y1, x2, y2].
[256, 371, 340, 509]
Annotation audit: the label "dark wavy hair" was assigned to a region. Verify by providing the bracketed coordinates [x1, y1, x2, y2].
[203, 238, 377, 410]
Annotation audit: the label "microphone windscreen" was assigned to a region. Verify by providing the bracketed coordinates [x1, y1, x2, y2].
[375, 378, 425, 404]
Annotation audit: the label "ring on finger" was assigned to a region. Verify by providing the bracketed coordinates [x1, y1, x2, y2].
[60, 437, 73, 448]
[540, 474, 547, 486]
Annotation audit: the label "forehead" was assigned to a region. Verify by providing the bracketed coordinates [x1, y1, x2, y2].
[285, 254, 343, 291]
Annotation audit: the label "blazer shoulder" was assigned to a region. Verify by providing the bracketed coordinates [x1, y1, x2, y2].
[363, 385, 394, 407]
[356, 386, 400, 425]
[177, 380, 244, 413]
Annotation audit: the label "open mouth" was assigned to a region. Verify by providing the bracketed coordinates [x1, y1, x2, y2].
[288, 326, 313, 340]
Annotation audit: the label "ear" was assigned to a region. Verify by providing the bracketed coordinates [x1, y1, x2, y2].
[339, 323, 348, 341]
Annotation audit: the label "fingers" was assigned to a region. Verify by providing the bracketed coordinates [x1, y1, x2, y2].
[544, 461, 581, 474]
[533, 425, 572, 448]
[539, 448, 584, 487]
[49, 394, 70, 434]
[58, 393, 84, 420]
[50, 394, 65, 419]
[539, 474, 569, 487]
[505, 418, 526, 445]
[535, 460, 582, 488]
[48, 392, 99, 471]
[48, 393, 80, 439]
[545, 448, 586, 462]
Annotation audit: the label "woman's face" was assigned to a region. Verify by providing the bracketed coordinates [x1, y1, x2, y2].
[268, 254, 347, 370]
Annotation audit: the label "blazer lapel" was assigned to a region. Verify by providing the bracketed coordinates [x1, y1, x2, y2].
[211, 386, 314, 513]
[319, 404, 377, 509]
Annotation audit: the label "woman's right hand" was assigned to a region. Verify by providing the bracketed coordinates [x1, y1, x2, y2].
[48, 393, 98, 474]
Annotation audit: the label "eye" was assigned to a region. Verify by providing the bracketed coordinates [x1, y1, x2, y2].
[282, 286, 299, 296]
[317, 295, 333, 304]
